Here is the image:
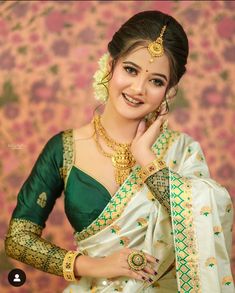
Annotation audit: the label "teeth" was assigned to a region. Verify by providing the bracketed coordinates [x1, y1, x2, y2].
[123, 94, 141, 104]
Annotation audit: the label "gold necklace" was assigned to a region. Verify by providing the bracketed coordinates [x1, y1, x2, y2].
[93, 115, 136, 186]
[93, 115, 131, 149]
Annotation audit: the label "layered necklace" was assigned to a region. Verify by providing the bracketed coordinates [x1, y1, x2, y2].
[92, 115, 136, 186]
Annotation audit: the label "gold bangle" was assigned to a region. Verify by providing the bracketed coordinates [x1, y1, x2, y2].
[63, 250, 83, 282]
[140, 159, 166, 182]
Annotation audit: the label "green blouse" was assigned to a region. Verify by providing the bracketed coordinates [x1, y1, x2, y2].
[5, 129, 170, 277]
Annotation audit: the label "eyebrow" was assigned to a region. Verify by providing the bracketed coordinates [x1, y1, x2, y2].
[122, 61, 168, 82]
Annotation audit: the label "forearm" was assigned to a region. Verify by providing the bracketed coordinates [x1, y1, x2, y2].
[145, 167, 170, 215]
[136, 149, 170, 215]
[74, 255, 103, 278]
[5, 218, 67, 277]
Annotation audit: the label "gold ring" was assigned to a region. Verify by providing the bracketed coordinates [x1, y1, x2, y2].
[127, 251, 147, 271]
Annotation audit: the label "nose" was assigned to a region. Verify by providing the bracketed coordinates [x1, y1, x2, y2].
[130, 75, 146, 95]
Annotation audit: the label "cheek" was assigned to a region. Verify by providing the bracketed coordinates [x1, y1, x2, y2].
[109, 68, 127, 90]
[147, 87, 166, 103]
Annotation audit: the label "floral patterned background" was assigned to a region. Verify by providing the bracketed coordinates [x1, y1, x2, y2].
[0, 1, 234, 292]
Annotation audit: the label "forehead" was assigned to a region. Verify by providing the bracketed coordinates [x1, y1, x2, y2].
[121, 46, 170, 76]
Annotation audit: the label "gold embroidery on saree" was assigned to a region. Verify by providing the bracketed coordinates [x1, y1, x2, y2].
[110, 224, 121, 234]
[119, 236, 130, 247]
[222, 276, 233, 286]
[213, 226, 222, 236]
[37, 192, 47, 208]
[200, 206, 212, 216]
[137, 217, 148, 227]
[205, 257, 217, 267]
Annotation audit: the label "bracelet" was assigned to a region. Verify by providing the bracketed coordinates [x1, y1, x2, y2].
[63, 250, 83, 282]
[140, 159, 166, 183]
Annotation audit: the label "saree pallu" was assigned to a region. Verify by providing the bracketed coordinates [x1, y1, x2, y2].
[63, 130, 234, 293]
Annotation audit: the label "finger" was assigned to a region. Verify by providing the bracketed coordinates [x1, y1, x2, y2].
[143, 264, 158, 277]
[144, 252, 159, 264]
[122, 268, 145, 282]
[134, 120, 146, 139]
[137, 270, 153, 282]
[145, 116, 165, 137]
[151, 115, 165, 127]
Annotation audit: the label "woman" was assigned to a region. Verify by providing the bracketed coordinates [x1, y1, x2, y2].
[5, 10, 234, 293]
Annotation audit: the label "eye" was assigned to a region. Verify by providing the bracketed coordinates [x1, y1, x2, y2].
[123, 66, 137, 75]
[151, 79, 165, 87]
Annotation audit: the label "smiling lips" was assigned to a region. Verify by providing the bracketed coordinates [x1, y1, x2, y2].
[122, 93, 144, 105]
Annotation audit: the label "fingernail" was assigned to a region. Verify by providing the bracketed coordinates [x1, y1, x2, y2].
[154, 271, 158, 275]
[142, 276, 146, 280]
[156, 258, 159, 262]
[149, 278, 153, 282]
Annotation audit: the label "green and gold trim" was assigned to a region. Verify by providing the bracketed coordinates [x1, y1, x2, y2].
[170, 172, 201, 292]
[152, 128, 180, 160]
[60, 129, 74, 185]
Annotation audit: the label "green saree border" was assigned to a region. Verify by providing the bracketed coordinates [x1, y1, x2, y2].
[74, 128, 180, 242]
[170, 172, 201, 292]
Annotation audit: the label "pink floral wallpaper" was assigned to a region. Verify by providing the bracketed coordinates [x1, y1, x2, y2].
[0, 1, 234, 292]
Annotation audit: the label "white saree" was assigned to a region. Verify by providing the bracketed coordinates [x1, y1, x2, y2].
[63, 129, 234, 293]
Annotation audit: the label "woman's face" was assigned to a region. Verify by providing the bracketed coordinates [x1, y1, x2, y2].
[107, 46, 170, 121]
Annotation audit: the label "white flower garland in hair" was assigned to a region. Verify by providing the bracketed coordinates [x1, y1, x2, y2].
[92, 52, 110, 102]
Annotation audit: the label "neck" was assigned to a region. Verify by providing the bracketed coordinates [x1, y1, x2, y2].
[99, 103, 140, 144]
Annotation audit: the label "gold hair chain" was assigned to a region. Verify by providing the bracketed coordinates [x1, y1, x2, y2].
[92, 115, 136, 186]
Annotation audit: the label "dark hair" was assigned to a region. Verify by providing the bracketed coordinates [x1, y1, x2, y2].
[102, 10, 188, 95]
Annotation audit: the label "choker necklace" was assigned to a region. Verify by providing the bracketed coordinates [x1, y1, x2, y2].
[92, 115, 136, 186]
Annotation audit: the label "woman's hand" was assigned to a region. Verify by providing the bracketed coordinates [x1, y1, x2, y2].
[75, 248, 158, 282]
[131, 115, 166, 166]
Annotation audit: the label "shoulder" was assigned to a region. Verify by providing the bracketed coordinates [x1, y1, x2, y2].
[45, 122, 93, 149]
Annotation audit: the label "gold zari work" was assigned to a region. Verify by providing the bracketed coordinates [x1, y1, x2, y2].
[37, 192, 47, 208]
[60, 129, 74, 186]
[5, 218, 67, 276]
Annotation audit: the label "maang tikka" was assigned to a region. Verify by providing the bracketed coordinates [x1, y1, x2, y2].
[147, 25, 167, 62]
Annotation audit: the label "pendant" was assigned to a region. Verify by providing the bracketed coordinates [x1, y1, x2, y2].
[111, 148, 135, 185]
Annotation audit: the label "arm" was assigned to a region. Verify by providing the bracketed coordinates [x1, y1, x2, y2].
[145, 167, 170, 215]
[5, 132, 68, 277]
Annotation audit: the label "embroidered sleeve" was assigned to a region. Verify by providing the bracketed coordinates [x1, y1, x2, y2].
[145, 167, 171, 215]
[5, 132, 69, 276]
[5, 218, 67, 276]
